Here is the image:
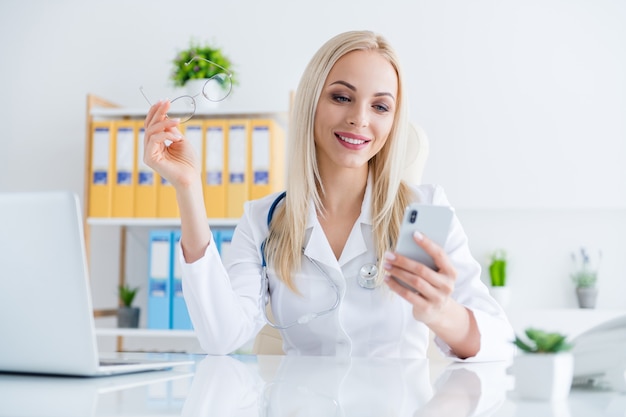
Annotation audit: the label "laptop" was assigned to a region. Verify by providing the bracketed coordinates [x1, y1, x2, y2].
[0, 191, 194, 376]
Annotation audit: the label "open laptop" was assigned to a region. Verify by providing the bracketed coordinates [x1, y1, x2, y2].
[0, 191, 194, 376]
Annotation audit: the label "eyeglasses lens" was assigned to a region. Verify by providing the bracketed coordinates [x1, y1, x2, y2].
[202, 73, 232, 102]
[168, 95, 196, 123]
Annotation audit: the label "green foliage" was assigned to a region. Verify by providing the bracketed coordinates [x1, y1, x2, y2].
[570, 247, 600, 288]
[489, 249, 507, 286]
[118, 284, 139, 307]
[514, 328, 573, 353]
[171, 40, 237, 88]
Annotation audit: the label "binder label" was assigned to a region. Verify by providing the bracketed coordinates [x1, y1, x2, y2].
[139, 171, 154, 185]
[117, 171, 132, 185]
[228, 125, 246, 184]
[92, 127, 110, 185]
[206, 126, 224, 186]
[93, 171, 108, 185]
[206, 172, 222, 185]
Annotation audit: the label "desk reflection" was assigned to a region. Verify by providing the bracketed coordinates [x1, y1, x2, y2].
[182, 355, 508, 416]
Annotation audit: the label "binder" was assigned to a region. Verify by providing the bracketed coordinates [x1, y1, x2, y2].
[181, 120, 204, 165]
[249, 119, 285, 201]
[203, 120, 228, 218]
[112, 121, 136, 217]
[156, 175, 179, 218]
[170, 230, 193, 330]
[218, 228, 234, 264]
[88, 121, 114, 217]
[226, 120, 250, 218]
[147, 230, 172, 329]
[211, 229, 221, 254]
[134, 123, 157, 218]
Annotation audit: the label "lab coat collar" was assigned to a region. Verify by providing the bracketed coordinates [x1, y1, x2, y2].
[303, 174, 373, 269]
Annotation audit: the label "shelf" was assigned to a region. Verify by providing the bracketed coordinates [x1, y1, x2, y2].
[91, 107, 288, 123]
[87, 217, 239, 227]
[96, 328, 196, 338]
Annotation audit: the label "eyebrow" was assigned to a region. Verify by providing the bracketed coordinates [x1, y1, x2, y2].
[329, 80, 396, 101]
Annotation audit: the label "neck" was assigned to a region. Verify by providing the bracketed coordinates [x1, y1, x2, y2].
[318, 166, 368, 215]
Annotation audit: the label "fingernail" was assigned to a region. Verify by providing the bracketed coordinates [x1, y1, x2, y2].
[384, 251, 396, 261]
[383, 262, 392, 271]
[413, 231, 424, 241]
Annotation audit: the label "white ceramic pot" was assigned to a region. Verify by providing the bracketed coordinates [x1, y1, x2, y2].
[185, 78, 220, 111]
[513, 352, 574, 401]
[489, 286, 511, 308]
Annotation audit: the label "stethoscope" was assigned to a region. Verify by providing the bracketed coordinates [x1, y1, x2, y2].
[259, 192, 380, 329]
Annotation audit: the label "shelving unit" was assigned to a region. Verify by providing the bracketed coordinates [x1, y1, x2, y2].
[85, 93, 287, 351]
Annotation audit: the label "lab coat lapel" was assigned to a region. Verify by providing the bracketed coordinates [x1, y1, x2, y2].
[303, 175, 374, 269]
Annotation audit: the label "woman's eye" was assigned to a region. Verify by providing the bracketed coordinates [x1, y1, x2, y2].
[332, 94, 350, 103]
[373, 103, 390, 112]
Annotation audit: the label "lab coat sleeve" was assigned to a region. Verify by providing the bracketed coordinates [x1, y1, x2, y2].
[429, 186, 516, 362]
[180, 201, 267, 355]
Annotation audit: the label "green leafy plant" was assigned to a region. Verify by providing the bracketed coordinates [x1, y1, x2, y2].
[170, 40, 237, 88]
[570, 247, 600, 288]
[118, 284, 139, 308]
[488, 249, 507, 287]
[514, 328, 573, 353]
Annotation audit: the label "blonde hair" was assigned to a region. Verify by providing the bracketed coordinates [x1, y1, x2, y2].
[264, 30, 413, 292]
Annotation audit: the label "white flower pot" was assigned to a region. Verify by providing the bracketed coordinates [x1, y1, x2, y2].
[489, 286, 511, 308]
[513, 352, 573, 401]
[185, 78, 220, 111]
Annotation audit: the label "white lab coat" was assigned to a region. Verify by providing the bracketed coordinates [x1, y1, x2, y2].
[181, 181, 515, 360]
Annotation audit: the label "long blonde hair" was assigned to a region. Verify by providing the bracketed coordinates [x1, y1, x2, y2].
[264, 30, 413, 292]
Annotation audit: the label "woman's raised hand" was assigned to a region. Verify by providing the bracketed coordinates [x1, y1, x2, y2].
[143, 100, 201, 189]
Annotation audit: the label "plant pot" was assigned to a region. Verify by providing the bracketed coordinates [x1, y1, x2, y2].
[576, 287, 598, 309]
[117, 307, 140, 328]
[185, 78, 220, 111]
[513, 352, 573, 401]
[489, 286, 511, 308]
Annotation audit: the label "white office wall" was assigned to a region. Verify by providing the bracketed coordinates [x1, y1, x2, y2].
[1, 0, 624, 321]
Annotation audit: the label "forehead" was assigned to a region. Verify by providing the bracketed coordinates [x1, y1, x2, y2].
[325, 49, 398, 94]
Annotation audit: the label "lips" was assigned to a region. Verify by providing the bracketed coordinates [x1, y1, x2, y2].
[335, 132, 371, 146]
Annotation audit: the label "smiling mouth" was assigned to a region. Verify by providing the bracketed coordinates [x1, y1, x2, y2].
[337, 134, 369, 145]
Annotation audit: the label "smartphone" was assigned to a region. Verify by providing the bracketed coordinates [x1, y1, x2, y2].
[394, 203, 454, 270]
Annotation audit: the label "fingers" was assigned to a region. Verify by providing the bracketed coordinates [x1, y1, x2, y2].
[385, 232, 457, 299]
[144, 100, 182, 148]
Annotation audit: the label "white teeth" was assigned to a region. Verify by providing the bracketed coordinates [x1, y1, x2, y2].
[339, 135, 366, 145]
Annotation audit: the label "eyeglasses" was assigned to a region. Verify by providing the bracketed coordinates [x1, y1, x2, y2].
[140, 56, 233, 123]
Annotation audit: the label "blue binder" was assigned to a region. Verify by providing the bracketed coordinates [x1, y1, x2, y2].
[170, 230, 193, 330]
[147, 230, 172, 329]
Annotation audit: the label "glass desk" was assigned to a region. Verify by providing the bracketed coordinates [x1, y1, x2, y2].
[0, 352, 623, 416]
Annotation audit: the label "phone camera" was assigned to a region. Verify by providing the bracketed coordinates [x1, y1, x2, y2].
[409, 209, 418, 224]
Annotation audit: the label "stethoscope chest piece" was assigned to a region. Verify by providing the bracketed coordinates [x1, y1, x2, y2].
[358, 263, 378, 289]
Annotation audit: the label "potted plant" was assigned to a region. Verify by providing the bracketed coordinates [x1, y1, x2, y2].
[570, 247, 601, 309]
[170, 40, 236, 110]
[117, 283, 140, 328]
[512, 328, 574, 401]
[487, 249, 510, 307]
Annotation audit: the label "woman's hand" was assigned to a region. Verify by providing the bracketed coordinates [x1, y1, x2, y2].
[384, 231, 480, 359]
[383, 231, 457, 325]
[143, 100, 201, 189]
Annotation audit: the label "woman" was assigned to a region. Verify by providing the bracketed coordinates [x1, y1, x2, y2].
[143, 30, 514, 360]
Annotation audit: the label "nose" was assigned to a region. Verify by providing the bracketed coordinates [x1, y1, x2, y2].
[347, 105, 369, 128]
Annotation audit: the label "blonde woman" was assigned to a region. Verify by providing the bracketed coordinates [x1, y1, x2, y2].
[143, 30, 514, 360]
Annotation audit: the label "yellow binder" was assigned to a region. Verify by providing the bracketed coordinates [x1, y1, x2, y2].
[249, 119, 285, 201]
[156, 174, 179, 218]
[226, 119, 251, 218]
[112, 121, 136, 217]
[203, 119, 228, 218]
[134, 122, 157, 218]
[88, 121, 114, 217]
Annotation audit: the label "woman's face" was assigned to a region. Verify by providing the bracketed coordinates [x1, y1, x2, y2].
[314, 49, 398, 174]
